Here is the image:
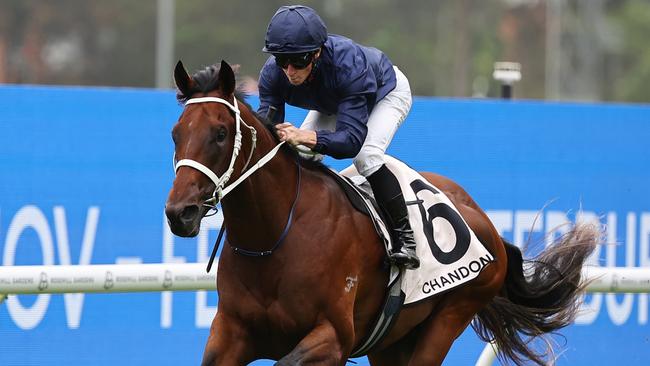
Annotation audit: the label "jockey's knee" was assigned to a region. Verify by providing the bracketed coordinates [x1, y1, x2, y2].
[354, 148, 385, 177]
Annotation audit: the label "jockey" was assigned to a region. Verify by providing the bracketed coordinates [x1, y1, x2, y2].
[257, 5, 419, 270]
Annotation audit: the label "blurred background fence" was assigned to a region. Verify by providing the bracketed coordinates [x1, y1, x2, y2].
[1, 0, 649, 102]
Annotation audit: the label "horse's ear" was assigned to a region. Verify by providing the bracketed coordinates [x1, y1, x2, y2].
[218, 60, 236, 96]
[174, 60, 194, 96]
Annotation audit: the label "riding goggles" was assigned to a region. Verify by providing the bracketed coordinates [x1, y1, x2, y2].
[274, 52, 315, 70]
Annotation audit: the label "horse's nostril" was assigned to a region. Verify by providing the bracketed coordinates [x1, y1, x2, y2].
[180, 205, 199, 223]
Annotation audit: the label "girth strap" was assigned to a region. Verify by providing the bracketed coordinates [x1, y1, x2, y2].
[349, 266, 404, 358]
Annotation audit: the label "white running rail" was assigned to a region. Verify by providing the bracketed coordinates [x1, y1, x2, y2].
[0, 263, 216, 295]
[0, 263, 648, 365]
[1, 264, 647, 295]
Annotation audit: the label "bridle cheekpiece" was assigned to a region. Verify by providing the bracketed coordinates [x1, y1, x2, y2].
[173, 96, 285, 213]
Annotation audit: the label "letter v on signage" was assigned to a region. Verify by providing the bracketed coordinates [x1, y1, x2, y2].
[53, 206, 100, 329]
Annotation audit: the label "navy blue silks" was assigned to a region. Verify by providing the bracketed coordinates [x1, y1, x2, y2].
[258, 34, 397, 159]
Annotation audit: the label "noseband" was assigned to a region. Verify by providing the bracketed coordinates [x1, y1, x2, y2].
[174, 96, 285, 211]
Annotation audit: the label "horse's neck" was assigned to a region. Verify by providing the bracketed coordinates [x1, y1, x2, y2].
[220, 107, 298, 250]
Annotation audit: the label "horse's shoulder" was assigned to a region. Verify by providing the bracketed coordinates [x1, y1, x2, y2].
[302, 164, 351, 197]
[299, 163, 374, 215]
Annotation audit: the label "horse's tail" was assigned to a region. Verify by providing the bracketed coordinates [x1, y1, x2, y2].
[471, 222, 602, 366]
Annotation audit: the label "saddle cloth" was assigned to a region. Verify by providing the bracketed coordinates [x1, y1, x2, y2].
[339, 155, 494, 305]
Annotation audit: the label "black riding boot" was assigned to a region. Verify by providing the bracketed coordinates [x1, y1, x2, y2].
[367, 165, 420, 270]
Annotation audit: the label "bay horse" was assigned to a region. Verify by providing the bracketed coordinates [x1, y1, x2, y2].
[165, 60, 600, 366]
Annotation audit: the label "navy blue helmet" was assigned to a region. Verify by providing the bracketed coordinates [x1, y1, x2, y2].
[263, 5, 327, 54]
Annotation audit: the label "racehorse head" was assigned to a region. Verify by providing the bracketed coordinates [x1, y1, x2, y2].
[165, 60, 240, 237]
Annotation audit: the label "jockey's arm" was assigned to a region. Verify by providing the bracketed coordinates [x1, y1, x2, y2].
[310, 93, 369, 159]
[276, 123, 317, 148]
[274, 94, 369, 158]
[257, 64, 286, 124]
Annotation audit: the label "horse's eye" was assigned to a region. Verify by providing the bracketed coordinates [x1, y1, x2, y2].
[216, 127, 227, 142]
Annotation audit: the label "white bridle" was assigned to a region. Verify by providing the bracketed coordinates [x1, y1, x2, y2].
[174, 97, 285, 208]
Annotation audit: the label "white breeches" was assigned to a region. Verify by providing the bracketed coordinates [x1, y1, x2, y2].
[299, 66, 412, 177]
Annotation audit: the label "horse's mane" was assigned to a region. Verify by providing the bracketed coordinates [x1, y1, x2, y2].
[176, 63, 329, 172]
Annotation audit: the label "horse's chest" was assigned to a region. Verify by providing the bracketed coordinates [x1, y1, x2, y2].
[246, 290, 317, 323]
[226, 294, 318, 347]
[218, 254, 358, 340]
[221, 276, 327, 334]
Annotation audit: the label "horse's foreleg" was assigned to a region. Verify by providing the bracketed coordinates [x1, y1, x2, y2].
[276, 321, 346, 366]
[201, 313, 253, 366]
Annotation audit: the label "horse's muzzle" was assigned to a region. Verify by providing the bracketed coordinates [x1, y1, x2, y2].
[165, 203, 201, 237]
